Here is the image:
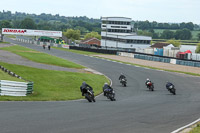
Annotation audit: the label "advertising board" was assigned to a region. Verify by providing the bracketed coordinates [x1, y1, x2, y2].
[2, 28, 62, 37]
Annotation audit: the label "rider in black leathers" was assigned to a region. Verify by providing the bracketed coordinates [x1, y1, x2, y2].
[103, 83, 113, 96]
[80, 81, 93, 96]
[119, 73, 126, 81]
[166, 81, 174, 90]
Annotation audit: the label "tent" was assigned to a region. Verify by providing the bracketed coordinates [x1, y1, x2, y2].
[184, 50, 192, 54]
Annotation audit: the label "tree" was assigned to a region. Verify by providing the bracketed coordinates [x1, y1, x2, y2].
[137, 30, 152, 37]
[197, 33, 200, 41]
[12, 20, 21, 28]
[175, 28, 192, 40]
[185, 22, 194, 30]
[160, 30, 174, 39]
[0, 20, 12, 29]
[171, 23, 179, 29]
[149, 29, 159, 39]
[84, 32, 101, 40]
[166, 40, 181, 47]
[20, 18, 37, 29]
[63, 29, 80, 40]
[195, 43, 200, 53]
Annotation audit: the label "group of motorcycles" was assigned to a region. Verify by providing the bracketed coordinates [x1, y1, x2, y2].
[82, 76, 176, 103]
[81, 77, 127, 102]
[145, 80, 176, 95]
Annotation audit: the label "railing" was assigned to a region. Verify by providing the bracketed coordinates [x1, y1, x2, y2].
[0, 80, 33, 96]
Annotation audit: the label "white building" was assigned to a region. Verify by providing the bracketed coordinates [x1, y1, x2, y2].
[101, 17, 152, 50]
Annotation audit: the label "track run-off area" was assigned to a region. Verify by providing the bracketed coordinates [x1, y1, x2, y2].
[1, 38, 200, 133]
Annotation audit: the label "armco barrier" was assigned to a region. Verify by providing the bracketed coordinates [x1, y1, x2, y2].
[70, 46, 117, 54]
[119, 52, 200, 67]
[176, 60, 200, 67]
[134, 54, 171, 63]
[0, 80, 33, 96]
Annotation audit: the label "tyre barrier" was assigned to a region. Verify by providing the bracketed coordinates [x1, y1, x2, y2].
[0, 80, 33, 96]
[0, 65, 33, 96]
[0, 65, 22, 79]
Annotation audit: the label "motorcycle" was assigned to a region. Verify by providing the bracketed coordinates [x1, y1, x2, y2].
[104, 89, 116, 101]
[167, 85, 176, 95]
[146, 81, 154, 91]
[120, 78, 127, 87]
[83, 87, 96, 102]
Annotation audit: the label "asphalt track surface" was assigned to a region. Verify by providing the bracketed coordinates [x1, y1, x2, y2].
[1, 38, 200, 133]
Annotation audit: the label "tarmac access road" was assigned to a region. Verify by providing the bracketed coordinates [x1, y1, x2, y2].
[1, 37, 200, 133]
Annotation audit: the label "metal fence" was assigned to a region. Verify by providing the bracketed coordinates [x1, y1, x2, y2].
[0, 80, 33, 96]
[134, 54, 171, 63]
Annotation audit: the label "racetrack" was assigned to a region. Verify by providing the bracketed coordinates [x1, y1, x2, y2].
[1, 38, 200, 133]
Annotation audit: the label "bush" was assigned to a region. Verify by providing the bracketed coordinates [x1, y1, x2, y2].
[166, 40, 181, 47]
[195, 43, 200, 53]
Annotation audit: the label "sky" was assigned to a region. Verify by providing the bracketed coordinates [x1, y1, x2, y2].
[0, 0, 199, 24]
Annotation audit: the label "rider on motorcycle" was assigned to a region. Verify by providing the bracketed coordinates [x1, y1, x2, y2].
[119, 73, 126, 81]
[80, 81, 93, 96]
[103, 83, 113, 96]
[166, 81, 174, 90]
[145, 78, 152, 88]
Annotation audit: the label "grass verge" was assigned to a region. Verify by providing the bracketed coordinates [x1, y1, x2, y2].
[94, 56, 200, 77]
[189, 122, 200, 133]
[5, 35, 16, 38]
[0, 45, 84, 69]
[53, 47, 105, 55]
[0, 41, 10, 44]
[0, 69, 25, 82]
[0, 61, 109, 101]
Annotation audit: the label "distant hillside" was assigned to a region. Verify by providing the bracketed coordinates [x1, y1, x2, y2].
[0, 10, 200, 40]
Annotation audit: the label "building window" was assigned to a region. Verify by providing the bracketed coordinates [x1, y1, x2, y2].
[111, 26, 120, 28]
[102, 21, 107, 24]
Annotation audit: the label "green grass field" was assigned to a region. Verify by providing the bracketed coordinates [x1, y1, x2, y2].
[0, 45, 84, 69]
[189, 122, 200, 133]
[0, 61, 109, 101]
[0, 68, 25, 82]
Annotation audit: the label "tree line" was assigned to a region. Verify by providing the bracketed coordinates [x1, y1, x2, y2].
[138, 28, 199, 40]
[134, 20, 199, 30]
[0, 11, 101, 34]
[0, 10, 200, 41]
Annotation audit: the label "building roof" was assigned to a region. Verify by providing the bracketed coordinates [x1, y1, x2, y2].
[151, 43, 171, 48]
[101, 17, 132, 21]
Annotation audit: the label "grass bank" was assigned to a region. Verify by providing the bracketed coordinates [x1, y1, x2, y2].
[0, 41, 10, 44]
[0, 68, 25, 82]
[189, 122, 200, 133]
[0, 45, 84, 69]
[0, 61, 109, 101]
